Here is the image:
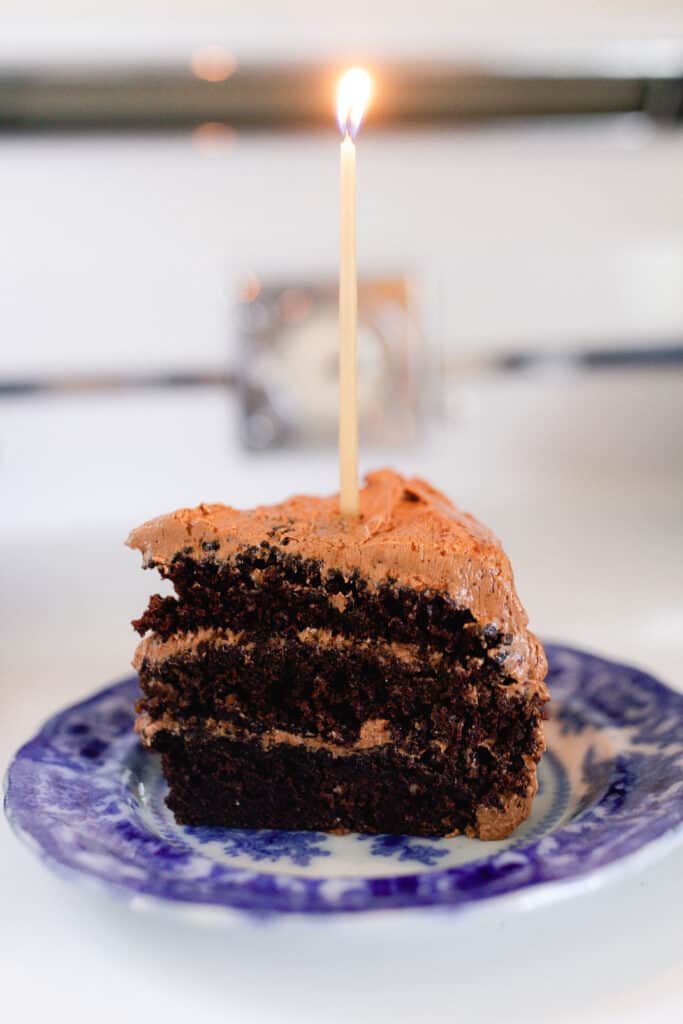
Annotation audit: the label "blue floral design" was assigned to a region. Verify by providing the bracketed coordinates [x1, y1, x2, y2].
[357, 833, 448, 866]
[555, 701, 590, 735]
[5, 644, 683, 917]
[188, 827, 330, 867]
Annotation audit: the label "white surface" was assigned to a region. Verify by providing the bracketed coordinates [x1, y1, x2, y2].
[2, 3, 683, 72]
[1, 369, 683, 1022]
[2, 123, 683, 379]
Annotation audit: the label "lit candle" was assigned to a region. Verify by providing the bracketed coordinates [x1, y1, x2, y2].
[336, 67, 372, 517]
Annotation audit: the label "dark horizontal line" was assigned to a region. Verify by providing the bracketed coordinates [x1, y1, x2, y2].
[0, 65, 678, 131]
[498, 346, 683, 371]
[0, 371, 235, 398]
[2, 347, 681, 399]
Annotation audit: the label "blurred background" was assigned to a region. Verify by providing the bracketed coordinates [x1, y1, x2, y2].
[2, 0, 683, 727]
[2, 6, 683, 1024]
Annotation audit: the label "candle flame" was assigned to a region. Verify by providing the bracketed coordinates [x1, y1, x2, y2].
[336, 67, 372, 139]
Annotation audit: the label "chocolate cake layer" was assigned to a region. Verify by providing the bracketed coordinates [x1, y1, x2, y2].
[132, 551, 499, 667]
[150, 728, 537, 839]
[135, 628, 544, 758]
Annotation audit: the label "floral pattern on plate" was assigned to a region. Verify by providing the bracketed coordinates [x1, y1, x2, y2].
[5, 645, 683, 917]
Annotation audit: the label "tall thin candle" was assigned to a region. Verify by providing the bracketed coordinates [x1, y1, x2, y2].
[336, 68, 371, 517]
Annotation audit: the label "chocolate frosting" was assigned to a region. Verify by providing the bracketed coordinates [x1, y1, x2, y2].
[127, 468, 547, 691]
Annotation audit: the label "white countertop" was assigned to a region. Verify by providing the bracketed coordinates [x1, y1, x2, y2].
[2, 371, 683, 1023]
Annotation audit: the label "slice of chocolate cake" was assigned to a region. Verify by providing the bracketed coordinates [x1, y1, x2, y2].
[128, 469, 548, 839]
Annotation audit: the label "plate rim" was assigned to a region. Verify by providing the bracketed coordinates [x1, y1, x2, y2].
[5, 643, 683, 919]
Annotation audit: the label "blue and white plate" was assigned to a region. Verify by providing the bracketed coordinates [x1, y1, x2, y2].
[5, 644, 683, 920]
